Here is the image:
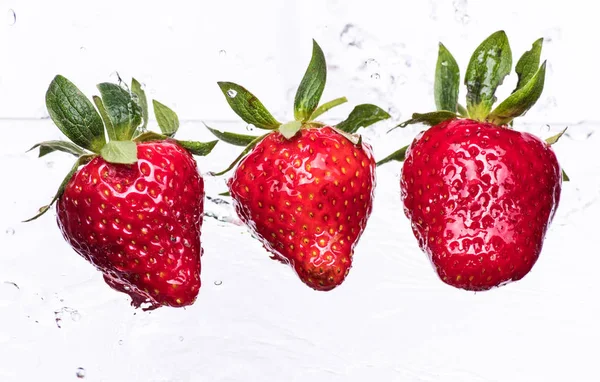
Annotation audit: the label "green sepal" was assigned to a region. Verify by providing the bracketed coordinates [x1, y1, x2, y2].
[152, 100, 179, 137]
[24, 154, 95, 222]
[309, 96, 348, 120]
[336, 104, 391, 134]
[391, 111, 458, 131]
[45, 75, 106, 153]
[100, 140, 138, 164]
[294, 40, 327, 122]
[209, 134, 269, 176]
[177, 140, 218, 156]
[332, 127, 361, 146]
[92, 96, 116, 141]
[376, 145, 409, 166]
[487, 61, 546, 126]
[514, 38, 543, 92]
[217, 82, 280, 130]
[545, 127, 568, 145]
[457, 103, 468, 117]
[218, 191, 231, 197]
[279, 121, 302, 139]
[465, 31, 512, 120]
[97, 82, 143, 141]
[28, 140, 87, 158]
[562, 170, 570, 182]
[134, 131, 218, 157]
[435, 43, 460, 113]
[205, 123, 259, 147]
[131, 78, 149, 132]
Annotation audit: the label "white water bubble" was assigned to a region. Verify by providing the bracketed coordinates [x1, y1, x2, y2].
[7, 9, 16, 26]
[214, 280, 223, 286]
[227, 89, 237, 98]
[76, 367, 86, 378]
[371, 73, 380, 80]
[218, 49, 227, 57]
[5, 228, 15, 235]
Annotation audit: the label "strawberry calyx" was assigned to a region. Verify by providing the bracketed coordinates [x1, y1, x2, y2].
[208, 39, 390, 175]
[379, 30, 568, 181]
[25, 75, 218, 221]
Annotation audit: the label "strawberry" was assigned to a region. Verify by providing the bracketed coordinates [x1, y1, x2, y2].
[208, 40, 390, 290]
[27, 76, 217, 309]
[379, 31, 565, 291]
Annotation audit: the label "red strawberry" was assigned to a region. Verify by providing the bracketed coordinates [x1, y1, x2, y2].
[401, 119, 561, 290]
[229, 127, 376, 290]
[209, 40, 390, 290]
[379, 31, 566, 290]
[27, 75, 217, 309]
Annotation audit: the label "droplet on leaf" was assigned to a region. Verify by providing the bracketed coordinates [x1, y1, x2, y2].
[227, 89, 237, 98]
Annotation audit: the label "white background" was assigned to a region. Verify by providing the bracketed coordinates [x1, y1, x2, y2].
[1, 0, 599, 381]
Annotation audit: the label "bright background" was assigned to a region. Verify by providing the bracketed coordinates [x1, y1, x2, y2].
[1, 0, 598, 381]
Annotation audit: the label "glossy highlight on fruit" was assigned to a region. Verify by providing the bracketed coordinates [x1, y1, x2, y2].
[229, 127, 376, 290]
[400, 119, 561, 290]
[57, 141, 204, 308]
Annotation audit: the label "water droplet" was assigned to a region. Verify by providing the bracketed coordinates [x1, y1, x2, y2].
[364, 58, 379, 69]
[227, 89, 237, 98]
[76, 367, 86, 378]
[441, 61, 448, 67]
[7, 9, 16, 26]
[214, 280, 222, 286]
[5, 228, 15, 235]
[218, 49, 227, 57]
[183, 239, 191, 248]
[179, 336, 184, 342]
[118, 339, 124, 345]
[245, 125, 255, 132]
[71, 311, 81, 322]
[371, 73, 380, 80]
[339, 24, 364, 48]
[46, 161, 54, 168]
[452, 0, 470, 24]
[0, 282, 20, 307]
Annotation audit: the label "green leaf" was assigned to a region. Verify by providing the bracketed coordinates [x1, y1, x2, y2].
[209, 134, 269, 176]
[177, 140, 218, 156]
[545, 126, 568, 145]
[279, 121, 302, 139]
[92, 96, 116, 141]
[45, 75, 106, 152]
[28, 140, 87, 158]
[133, 131, 166, 142]
[391, 111, 457, 131]
[217, 82, 280, 130]
[24, 154, 95, 222]
[309, 97, 348, 120]
[336, 104, 391, 134]
[562, 169, 570, 182]
[487, 61, 546, 126]
[205, 123, 259, 147]
[152, 100, 179, 137]
[435, 43, 460, 113]
[100, 140, 138, 164]
[97, 83, 143, 141]
[218, 191, 231, 197]
[514, 38, 543, 92]
[294, 40, 327, 122]
[131, 78, 149, 131]
[465, 31, 512, 120]
[376, 145, 409, 166]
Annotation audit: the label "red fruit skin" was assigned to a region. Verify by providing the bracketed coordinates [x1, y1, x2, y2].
[229, 127, 376, 291]
[401, 119, 562, 291]
[56, 141, 204, 309]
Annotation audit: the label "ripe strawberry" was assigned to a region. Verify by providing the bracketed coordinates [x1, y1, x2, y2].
[229, 127, 376, 290]
[27, 76, 217, 309]
[379, 31, 566, 290]
[209, 40, 390, 290]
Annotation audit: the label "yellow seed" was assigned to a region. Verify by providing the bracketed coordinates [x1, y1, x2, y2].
[341, 167, 346, 174]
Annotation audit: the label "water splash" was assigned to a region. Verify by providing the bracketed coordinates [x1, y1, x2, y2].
[340, 24, 364, 48]
[453, 0, 470, 24]
[7, 9, 16, 26]
[54, 307, 81, 328]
